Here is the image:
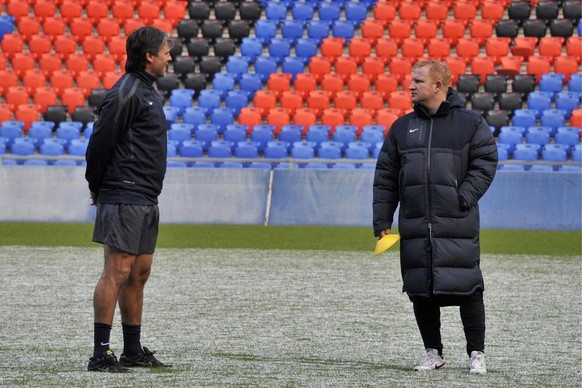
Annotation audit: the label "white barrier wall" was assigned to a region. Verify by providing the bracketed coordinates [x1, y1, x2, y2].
[0, 166, 580, 231]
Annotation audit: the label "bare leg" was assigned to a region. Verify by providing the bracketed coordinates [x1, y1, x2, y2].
[118, 253, 153, 325]
[93, 245, 136, 325]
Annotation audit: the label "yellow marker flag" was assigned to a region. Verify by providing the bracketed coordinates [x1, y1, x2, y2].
[374, 234, 400, 257]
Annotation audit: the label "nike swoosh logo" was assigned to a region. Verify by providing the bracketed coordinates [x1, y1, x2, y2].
[100, 342, 110, 346]
[409, 128, 420, 133]
[148, 101, 153, 105]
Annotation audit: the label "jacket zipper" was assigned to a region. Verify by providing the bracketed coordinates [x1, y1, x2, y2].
[427, 118, 435, 295]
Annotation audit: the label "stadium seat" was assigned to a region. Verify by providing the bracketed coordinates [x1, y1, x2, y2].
[428, 38, 452, 59]
[527, 92, 553, 116]
[28, 35, 52, 60]
[540, 109, 567, 132]
[496, 19, 519, 39]
[555, 92, 580, 118]
[293, 108, 318, 134]
[512, 109, 538, 129]
[388, 20, 413, 44]
[307, 56, 332, 82]
[374, 2, 397, 25]
[279, 91, 304, 115]
[320, 108, 346, 132]
[511, 37, 537, 58]
[11, 52, 35, 78]
[443, 19, 467, 45]
[471, 57, 496, 84]
[538, 37, 565, 59]
[361, 19, 384, 42]
[317, 142, 342, 162]
[33, 87, 58, 114]
[278, 125, 303, 146]
[5, 86, 29, 107]
[554, 56, 579, 83]
[375, 38, 399, 62]
[525, 127, 551, 146]
[0, 122, 24, 146]
[348, 109, 374, 135]
[498, 92, 524, 112]
[512, 74, 537, 95]
[539, 73, 565, 95]
[334, 91, 358, 112]
[542, 145, 568, 162]
[555, 127, 581, 148]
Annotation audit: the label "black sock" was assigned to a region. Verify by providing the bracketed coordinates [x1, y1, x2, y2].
[122, 324, 142, 356]
[93, 323, 112, 358]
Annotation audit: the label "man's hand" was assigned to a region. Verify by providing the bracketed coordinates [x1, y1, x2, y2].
[378, 229, 390, 239]
[90, 192, 97, 206]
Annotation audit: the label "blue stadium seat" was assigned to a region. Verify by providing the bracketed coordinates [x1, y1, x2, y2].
[68, 138, 89, 157]
[278, 125, 303, 147]
[247, 162, 272, 169]
[163, 106, 180, 125]
[240, 38, 263, 61]
[264, 141, 290, 160]
[332, 127, 357, 152]
[281, 20, 305, 43]
[265, 2, 288, 22]
[198, 90, 222, 114]
[512, 109, 538, 128]
[500, 126, 526, 135]
[40, 140, 65, 158]
[572, 144, 582, 162]
[194, 126, 219, 151]
[539, 73, 565, 95]
[345, 142, 371, 160]
[179, 140, 204, 159]
[318, 2, 341, 22]
[332, 20, 355, 39]
[169, 89, 195, 116]
[542, 144, 568, 162]
[554, 127, 580, 148]
[497, 144, 509, 161]
[209, 108, 234, 134]
[268, 38, 292, 63]
[281, 56, 305, 81]
[56, 124, 81, 147]
[559, 165, 582, 172]
[183, 107, 207, 127]
[0, 15, 14, 39]
[167, 141, 179, 157]
[212, 73, 236, 97]
[238, 74, 262, 100]
[525, 126, 551, 146]
[84, 122, 93, 139]
[307, 20, 331, 42]
[192, 161, 216, 168]
[250, 128, 274, 152]
[345, 2, 368, 25]
[527, 92, 554, 117]
[0, 123, 24, 147]
[28, 124, 53, 148]
[221, 162, 244, 168]
[360, 129, 384, 151]
[292, 2, 315, 21]
[171, 123, 195, 135]
[235, 141, 260, 160]
[225, 57, 250, 83]
[225, 90, 250, 117]
[540, 109, 567, 133]
[498, 130, 523, 154]
[306, 125, 331, 150]
[291, 141, 315, 161]
[295, 38, 319, 62]
[224, 125, 248, 144]
[208, 141, 233, 158]
[254, 56, 278, 81]
[513, 143, 539, 161]
[555, 92, 580, 118]
[11, 140, 35, 162]
[568, 73, 582, 93]
[168, 126, 192, 145]
[255, 20, 278, 43]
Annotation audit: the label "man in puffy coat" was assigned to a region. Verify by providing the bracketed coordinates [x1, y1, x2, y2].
[373, 61, 498, 374]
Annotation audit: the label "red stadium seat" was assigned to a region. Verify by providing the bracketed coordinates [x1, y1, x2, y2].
[511, 37, 538, 58]
[42, 17, 67, 41]
[266, 108, 290, 135]
[526, 56, 552, 82]
[50, 70, 75, 96]
[5, 86, 30, 107]
[361, 19, 384, 42]
[538, 37, 565, 59]
[253, 90, 278, 116]
[65, 53, 90, 78]
[373, 2, 397, 26]
[388, 20, 413, 45]
[18, 16, 41, 41]
[93, 54, 118, 79]
[471, 57, 496, 83]
[112, 0, 135, 24]
[334, 57, 358, 81]
[486, 37, 511, 64]
[498, 56, 524, 77]
[39, 53, 63, 78]
[554, 56, 579, 83]
[15, 104, 41, 131]
[442, 19, 467, 45]
[238, 107, 263, 130]
[428, 38, 452, 59]
[22, 69, 47, 95]
[308, 56, 332, 82]
[28, 35, 52, 60]
[375, 38, 399, 61]
[571, 109, 582, 127]
[34, 0, 57, 22]
[97, 18, 121, 44]
[375, 108, 400, 134]
[139, 1, 161, 24]
[293, 108, 317, 134]
[0, 104, 14, 122]
[389, 57, 413, 83]
[70, 17, 94, 43]
[279, 90, 304, 115]
[33, 87, 58, 113]
[456, 38, 481, 64]
[108, 36, 128, 62]
[60, 0, 83, 24]
[389, 91, 412, 112]
[53, 34, 77, 60]
[267, 73, 292, 98]
[469, 20, 495, 46]
[0, 34, 25, 59]
[444, 57, 467, 85]
[163, 1, 188, 27]
[82, 35, 106, 61]
[152, 19, 174, 35]
[425, 1, 450, 22]
[374, 74, 399, 98]
[307, 90, 331, 116]
[124, 19, 146, 36]
[347, 73, 371, 99]
[76, 71, 101, 97]
[102, 70, 124, 89]
[360, 91, 385, 111]
[349, 108, 374, 135]
[348, 38, 372, 64]
[320, 37, 345, 61]
[399, 2, 422, 20]
[293, 74, 318, 98]
[333, 91, 358, 113]
[86, 0, 109, 24]
[6, 0, 30, 22]
[321, 108, 346, 132]
[566, 37, 582, 63]
[11, 52, 36, 78]
[361, 57, 386, 82]
[414, 20, 439, 44]
[60, 87, 86, 114]
[320, 73, 344, 98]
[401, 38, 425, 61]
[481, 0, 506, 21]
[453, 1, 477, 21]
[0, 54, 5, 71]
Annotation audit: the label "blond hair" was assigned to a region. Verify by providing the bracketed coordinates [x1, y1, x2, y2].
[413, 60, 452, 88]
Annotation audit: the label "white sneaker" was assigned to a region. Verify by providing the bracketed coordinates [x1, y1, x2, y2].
[469, 351, 487, 374]
[413, 348, 446, 371]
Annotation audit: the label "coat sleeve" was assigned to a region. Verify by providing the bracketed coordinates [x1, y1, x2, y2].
[85, 82, 140, 193]
[373, 128, 401, 236]
[457, 118, 498, 210]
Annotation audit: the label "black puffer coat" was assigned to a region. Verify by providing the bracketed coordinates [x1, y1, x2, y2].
[373, 88, 498, 297]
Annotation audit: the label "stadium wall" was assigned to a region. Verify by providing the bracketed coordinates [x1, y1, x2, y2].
[0, 167, 579, 231]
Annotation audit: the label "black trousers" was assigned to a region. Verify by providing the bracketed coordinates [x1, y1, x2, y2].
[410, 291, 485, 356]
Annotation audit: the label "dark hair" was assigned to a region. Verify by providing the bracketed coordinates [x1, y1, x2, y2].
[125, 26, 169, 73]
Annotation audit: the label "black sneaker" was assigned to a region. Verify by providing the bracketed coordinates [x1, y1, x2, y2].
[88, 350, 132, 373]
[119, 346, 172, 368]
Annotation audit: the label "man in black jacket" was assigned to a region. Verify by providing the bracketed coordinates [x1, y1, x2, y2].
[373, 61, 498, 374]
[85, 26, 172, 373]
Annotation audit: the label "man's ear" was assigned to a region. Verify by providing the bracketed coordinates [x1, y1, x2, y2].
[434, 80, 442, 94]
[145, 52, 155, 64]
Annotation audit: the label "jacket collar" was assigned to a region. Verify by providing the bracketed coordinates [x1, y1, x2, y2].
[413, 88, 465, 119]
[130, 71, 156, 87]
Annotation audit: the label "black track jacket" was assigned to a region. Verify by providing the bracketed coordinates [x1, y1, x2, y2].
[373, 88, 498, 297]
[85, 71, 167, 205]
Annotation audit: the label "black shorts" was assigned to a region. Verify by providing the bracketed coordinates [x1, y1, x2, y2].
[93, 203, 160, 255]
